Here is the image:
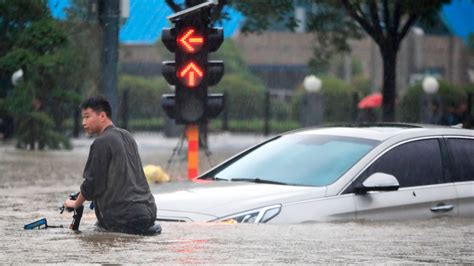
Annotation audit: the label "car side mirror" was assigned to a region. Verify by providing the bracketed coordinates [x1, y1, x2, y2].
[354, 172, 400, 195]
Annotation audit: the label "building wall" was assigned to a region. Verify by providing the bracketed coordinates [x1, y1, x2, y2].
[234, 32, 314, 66]
[422, 35, 469, 84]
[119, 44, 163, 76]
[350, 31, 470, 93]
[120, 44, 162, 62]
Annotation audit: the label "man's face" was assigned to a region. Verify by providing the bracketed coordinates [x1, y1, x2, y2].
[81, 108, 105, 135]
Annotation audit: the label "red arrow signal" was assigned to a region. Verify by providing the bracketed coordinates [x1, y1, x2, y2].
[178, 29, 203, 53]
[178, 62, 204, 87]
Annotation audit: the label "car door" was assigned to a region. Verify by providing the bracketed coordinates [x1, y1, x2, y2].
[445, 137, 474, 217]
[343, 138, 458, 220]
[274, 194, 356, 223]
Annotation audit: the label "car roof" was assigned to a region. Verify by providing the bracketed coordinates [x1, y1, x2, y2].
[289, 123, 473, 141]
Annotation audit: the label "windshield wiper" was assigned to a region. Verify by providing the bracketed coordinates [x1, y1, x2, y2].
[198, 176, 229, 181]
[229, 178, 288, 185]
[199, 177, 288, 185]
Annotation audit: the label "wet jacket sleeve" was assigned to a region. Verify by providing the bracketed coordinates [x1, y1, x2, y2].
[80, 140, 111, 201]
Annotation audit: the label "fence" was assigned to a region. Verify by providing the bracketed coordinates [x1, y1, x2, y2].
[111, 89, 361, 136]
[65, 90, 474, 139]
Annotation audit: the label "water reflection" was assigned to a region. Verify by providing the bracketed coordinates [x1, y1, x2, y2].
[80, 230, 142, 248]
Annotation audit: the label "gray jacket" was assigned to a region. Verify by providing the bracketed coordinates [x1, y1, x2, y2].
[80, 126, 157, 228]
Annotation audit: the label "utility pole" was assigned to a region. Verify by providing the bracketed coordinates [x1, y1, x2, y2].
[98, 0, 119, 122]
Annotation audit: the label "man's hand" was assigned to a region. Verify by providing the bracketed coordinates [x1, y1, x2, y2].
[63, 199, 80, 210]
[63, 192, 86, 210]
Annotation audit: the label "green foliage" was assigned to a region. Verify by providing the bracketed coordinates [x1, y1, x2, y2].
[65, 0, 93, 21]
[464, 83, 474, 95]
[128, 118, 164, 131]
[320, 76, 355, 122]
[210, 39, 267, 120]
[306, 2, 364, 70]
[0, 1, 48, 55]
[0, 2, 80, 149]
[271, 97, 293, 121]
[268, 120, 300, 132]
[292, 75, 355, 123]
[15, 19, 68, 54]
[210, 39, 249, 74]
[118, 75, 170, 119]
[229, 0, 297, 34]
[0, 49, 37, 71]
[5, 83, 71, 149]
[4, 83, 34, 115]
[214, 73, 266, 119]
[352, 75, 372, 97]
[210, 119, 299, 133]
[59, 18, 101, 96]
[0, 98, 6, 115]
[399, 80, 466, 122]
[467, 33, 474, 56]
[14, 111, 71, 150]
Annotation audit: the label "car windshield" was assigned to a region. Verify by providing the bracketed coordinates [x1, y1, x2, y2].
[213, 134, 379, 186]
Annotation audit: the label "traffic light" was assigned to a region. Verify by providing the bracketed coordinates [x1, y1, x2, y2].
[161, 2, 224, 124]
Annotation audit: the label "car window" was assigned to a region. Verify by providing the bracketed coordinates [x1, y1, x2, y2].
[447, 138, 474, 182]
[212, 134, 379, 186]
[344, 139, 445, 193]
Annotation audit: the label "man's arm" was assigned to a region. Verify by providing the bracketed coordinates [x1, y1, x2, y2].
[80, 140, 110, 200]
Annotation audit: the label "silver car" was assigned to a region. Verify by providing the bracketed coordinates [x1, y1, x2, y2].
[154, 124, 474, 223]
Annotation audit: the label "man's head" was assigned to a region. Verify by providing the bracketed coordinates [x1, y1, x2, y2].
[80, 96, 113, 135]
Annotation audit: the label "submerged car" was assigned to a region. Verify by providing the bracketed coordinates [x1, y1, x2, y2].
[154, 124, 474, 223]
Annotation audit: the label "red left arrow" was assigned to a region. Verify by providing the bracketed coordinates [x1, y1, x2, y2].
[179, 29, 204, 53]
[179, 62, 204, 87]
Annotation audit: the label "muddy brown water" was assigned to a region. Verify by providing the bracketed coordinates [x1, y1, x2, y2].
[0, 134, 473, 264]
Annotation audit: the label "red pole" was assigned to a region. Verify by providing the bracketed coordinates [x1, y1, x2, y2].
[186, 124, 199, 179]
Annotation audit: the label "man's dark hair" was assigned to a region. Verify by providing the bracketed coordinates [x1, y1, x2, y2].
[80, 96, 112, 118]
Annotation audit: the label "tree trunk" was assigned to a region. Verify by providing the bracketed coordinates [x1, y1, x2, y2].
[381, 46, 398, 122]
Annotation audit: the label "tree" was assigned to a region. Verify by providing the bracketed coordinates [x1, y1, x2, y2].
[338, 0, 449, 121]
[165, 0, 450, 121]
[468, 33, 474, 56]
[0, 0, 46, 96]
[0, 1, 78, 149]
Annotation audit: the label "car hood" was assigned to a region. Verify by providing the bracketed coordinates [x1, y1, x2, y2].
[153, 180, 326, 222]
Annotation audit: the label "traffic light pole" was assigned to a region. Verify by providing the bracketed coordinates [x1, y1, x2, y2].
[161, 2, 224, 180]
[186, 124, 199, 179]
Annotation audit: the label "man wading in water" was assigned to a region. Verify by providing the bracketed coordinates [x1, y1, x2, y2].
[63, 96, 160, 235]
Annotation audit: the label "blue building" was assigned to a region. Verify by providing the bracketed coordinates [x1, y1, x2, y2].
[48, 0, 242, 44]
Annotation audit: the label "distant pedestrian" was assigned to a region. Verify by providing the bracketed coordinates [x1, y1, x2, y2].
[428, 100, 443, 125]
[441, 102, 460, 126]
[357, 109, 377, 123]
[455, 101, 473, 128]
[63, 96, 159, 235]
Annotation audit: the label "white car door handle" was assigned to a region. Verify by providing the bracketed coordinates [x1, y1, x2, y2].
[430, 204, 454, 213]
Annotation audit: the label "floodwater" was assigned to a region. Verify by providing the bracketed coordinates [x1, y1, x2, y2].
[1, 133, 473, 264]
